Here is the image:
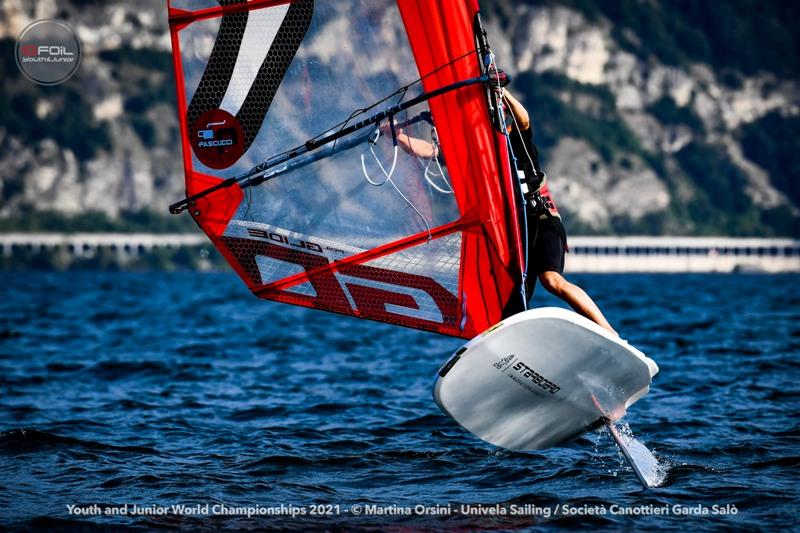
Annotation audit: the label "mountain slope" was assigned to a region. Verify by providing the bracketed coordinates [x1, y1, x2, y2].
[482, 0, 799, 235]
[0, 0, 797, 235]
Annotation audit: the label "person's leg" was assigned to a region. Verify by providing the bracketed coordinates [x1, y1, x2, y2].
[531, 217, 617, 335]
[538, 271, 617, 335]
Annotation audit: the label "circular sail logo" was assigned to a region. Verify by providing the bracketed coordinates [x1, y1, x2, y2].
[190, 109, 246, 170]
[15, 20, 81, 85]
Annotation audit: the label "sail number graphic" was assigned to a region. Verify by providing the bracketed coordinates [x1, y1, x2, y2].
[222, 236, 460, 332]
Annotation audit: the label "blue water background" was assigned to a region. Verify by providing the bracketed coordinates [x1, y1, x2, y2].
[1, 272, 798, 530]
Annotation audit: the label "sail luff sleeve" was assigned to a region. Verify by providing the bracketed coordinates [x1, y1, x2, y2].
[397, 0, 519, 332]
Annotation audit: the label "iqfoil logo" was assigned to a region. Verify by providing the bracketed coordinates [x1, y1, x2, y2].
[16, 20, 81, 85]
[20, 44, 75, 61]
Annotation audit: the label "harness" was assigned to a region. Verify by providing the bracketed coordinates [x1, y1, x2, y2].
[519, 170, 567, 253]
[519, 171, 559, 220]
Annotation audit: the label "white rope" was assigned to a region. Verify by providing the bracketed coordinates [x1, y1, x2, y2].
[361, 142, 432, 240]
[421, 127, 454, 194]
[423, 158, 453, 194]
[361, 143, 398, 185]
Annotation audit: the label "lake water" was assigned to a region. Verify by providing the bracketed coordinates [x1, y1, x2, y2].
[1, 272, 798, 530]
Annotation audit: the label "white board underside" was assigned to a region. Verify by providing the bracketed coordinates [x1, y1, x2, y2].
[433, 307, 659, 450]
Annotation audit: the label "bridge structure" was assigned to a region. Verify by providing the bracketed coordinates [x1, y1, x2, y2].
[0, 233, 798, 272]
[566, 236, 800, 273]
[0, 233, 207, 259]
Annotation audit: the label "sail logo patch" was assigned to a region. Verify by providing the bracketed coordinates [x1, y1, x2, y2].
[246, 228, 324, 254]
[220, 221, 461, 334]
[221, 238, 460, 333]
[190, 109, 245, 169]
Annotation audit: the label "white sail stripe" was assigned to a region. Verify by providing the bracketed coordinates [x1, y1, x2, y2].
[219, 5, 290, 114]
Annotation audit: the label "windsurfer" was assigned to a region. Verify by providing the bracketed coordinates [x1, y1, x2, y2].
[499, 87, 616, 335]
[380, 87, 617, 335]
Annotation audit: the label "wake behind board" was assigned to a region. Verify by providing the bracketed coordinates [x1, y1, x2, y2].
[433, 307, 658, 451]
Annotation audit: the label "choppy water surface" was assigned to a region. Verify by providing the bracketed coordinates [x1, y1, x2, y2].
[0, 272, 797, 530]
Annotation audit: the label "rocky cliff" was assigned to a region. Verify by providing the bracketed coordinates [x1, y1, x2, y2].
[1, 0, 798, 235]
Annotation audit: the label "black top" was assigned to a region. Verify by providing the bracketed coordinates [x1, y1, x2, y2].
[509, 124, 544, 191]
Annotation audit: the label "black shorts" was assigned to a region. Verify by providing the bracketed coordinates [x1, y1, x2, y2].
[502, 215, 567, 317]
[527, 215, 566, 276]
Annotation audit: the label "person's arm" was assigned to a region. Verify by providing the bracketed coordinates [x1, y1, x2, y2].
[380, 120, 438, 159]
[502, 88, 531, 131]
[398, 134, 438, 159]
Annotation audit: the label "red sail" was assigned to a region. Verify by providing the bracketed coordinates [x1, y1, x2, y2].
[167, 0, 522, 338]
